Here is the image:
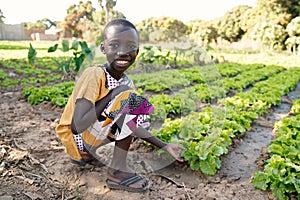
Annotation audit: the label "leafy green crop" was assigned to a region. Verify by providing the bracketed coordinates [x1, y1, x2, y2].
[48, 40, 93, 75]
[290, 99, 300, 115]
[28, 43, 37, 68]
[22, 82, 74, 106]
[252, 114, 300, 199]
[153, 67, 300, 175]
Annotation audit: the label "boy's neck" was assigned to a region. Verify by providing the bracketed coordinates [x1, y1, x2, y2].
[105, 64, 124, 80]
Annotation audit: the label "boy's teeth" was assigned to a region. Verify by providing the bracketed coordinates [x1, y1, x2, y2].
[117, 60, 128, 64]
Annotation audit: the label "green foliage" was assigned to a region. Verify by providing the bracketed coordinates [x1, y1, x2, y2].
[154, 67, 300, 175]
[28, 43, 37, 68]
[64, 1, 95, 38]
[136, 17, 188, 42]
[136, 45, 214, 69]
[22, 82, 74, 106]
[251, 22, 287, 50]
[254, 0, 294, 26]
[285, 17, 300, 55]
[286, 17, 300, 37]
[98, 0, 117, 23]
[129, 68, 190, 92]
[48, 40, 93, 75]
[240, 0, 299, 48]
[252, 112, 300, 199]
[24, 18, 56, 29]
[188, 20, 218, 46]
[0, 57, 62, 88]
[0, 69, 7, 80]
[0, 9, 5, 23]
[290, 99, 300, 115]
[285, 36, 300, 55]
[215, 5, 251, 42]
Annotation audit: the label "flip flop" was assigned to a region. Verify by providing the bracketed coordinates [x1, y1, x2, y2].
[70, 157, 105, 167]
[106, 174, 151, 193]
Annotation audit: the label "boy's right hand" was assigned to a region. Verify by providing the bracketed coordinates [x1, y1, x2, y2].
[163, 143, 185, 162]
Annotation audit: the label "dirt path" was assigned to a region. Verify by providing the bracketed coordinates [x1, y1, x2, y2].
[219, 98, 292, 181]
[1, 82, 299, 199]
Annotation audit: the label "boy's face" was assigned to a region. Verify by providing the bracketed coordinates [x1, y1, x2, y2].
[101, 24, 139, 74]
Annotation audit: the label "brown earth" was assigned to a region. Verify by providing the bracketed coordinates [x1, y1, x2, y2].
[1, 81, 299, 200]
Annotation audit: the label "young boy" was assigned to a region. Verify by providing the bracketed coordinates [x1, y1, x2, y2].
[55, 18, 184, 192]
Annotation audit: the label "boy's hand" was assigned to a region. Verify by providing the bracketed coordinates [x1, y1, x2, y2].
[163, 143, 185, 162]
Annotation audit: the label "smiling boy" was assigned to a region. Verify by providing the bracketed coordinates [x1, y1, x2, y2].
[56, 18, 184, 192]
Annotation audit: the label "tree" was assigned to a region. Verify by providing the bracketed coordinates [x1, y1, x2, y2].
[286, 0, 300, 19]
[93, 9, 124, 27]
[257, 0, 293, 25]
[286, 17, 300, 37]
[40, 18, 56, 29]
[98, 0, 117, 24]
[215, 5, 251, 42]
[135, 17, 188, 43]
[251, 22, 287, 51]
[86, 9, 125, 42]
[0, 9, 5, 23]
[63, 1, 95, 38]
[24, 21, 48, 29]
[285, 17, 300, 55]
[245, 0, 296, 30]
[188, 20, 218, 46]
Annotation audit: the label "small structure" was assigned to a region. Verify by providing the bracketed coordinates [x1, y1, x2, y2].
[0, 23, 61, 41]
[0, 23, 28, 40]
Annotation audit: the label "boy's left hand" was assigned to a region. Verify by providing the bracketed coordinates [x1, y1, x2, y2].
[163, 143, 185, 162]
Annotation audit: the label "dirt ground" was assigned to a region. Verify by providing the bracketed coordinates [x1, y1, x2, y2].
[1, 80, 299, 200]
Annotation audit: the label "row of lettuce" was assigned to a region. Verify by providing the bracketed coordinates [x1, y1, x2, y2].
[20, 62, 258, 106]
[20, 62, 281, 116]
[152, 67, 300, 184]
[0, 57, 64, 87]
[251, 99, 300, 200]
[149, 64, 283, 120]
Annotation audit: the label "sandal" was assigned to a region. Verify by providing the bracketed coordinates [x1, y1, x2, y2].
[106, 174, 150, 193]
[70, 157, 105, 167]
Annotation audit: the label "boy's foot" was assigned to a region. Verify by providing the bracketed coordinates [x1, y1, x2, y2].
[71, 157, 106, 167]
[106, 170, 150, 192]
[71, 151, 105, 167]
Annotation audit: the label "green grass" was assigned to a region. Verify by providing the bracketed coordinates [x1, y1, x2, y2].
[0, 40, 57, 50]
[212, 51, 300, 68]
[1, 40, 300, 69]
[0, 41, 107, 65]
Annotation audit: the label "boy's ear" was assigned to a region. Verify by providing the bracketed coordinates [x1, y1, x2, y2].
[100, 43, 105, 54]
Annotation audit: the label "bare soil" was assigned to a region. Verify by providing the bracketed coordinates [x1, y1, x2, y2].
[1, 82, 299, 200]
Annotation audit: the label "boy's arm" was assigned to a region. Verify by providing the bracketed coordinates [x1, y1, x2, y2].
[71, 93, 112, 134]
[71, 85, 132, 134]
[133, 127, 184, 162]
[133, 127, 167, 149]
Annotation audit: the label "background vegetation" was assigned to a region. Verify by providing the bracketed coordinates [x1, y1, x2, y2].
[1, 0, 300, 54]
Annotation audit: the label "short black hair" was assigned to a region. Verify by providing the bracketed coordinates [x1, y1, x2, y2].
[103, 18, 138, 39]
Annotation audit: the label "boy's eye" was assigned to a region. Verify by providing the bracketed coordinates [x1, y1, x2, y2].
[109, 43, 119, 48]
[129, 45, 137, 50]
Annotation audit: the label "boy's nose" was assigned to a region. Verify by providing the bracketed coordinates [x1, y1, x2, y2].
[117, 48, 129, 56]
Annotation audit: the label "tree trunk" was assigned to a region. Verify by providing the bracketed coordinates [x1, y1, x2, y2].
[105, 4, 110, 24]
[293, 45, 296, 56]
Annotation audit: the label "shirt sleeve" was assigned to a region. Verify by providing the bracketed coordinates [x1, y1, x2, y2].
[72, 67, 103, 104]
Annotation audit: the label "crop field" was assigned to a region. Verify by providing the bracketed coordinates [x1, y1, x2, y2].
[0, 41, 299, 200]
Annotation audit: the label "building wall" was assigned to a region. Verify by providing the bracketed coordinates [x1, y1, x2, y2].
[0, 23, 30, 40]
[0, 24, 59, 41]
